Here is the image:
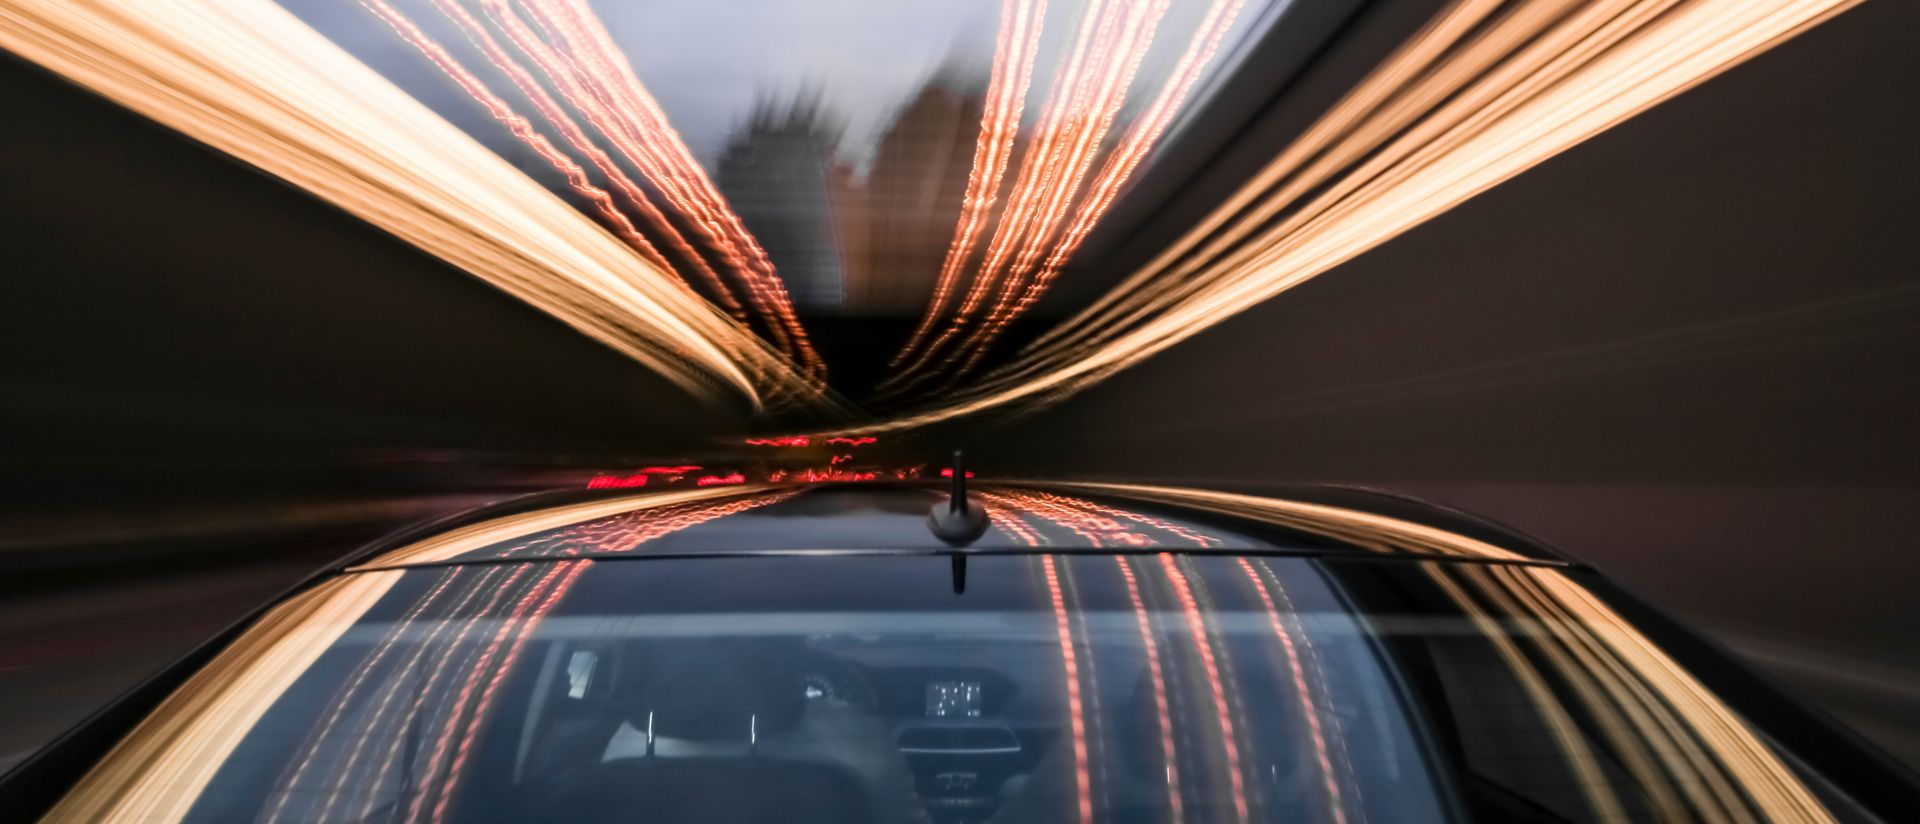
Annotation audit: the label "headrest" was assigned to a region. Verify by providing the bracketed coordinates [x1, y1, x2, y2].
[622, 638, 804, 741]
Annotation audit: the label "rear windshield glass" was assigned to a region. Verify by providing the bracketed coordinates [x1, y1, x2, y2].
[53, 555, 1867, 823]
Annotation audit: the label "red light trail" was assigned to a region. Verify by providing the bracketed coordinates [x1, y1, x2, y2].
[695, 472, 747, 487]
[410, 0, 749, 321]
[585, 474, 649, 489]
[501, 491, 800, 558]
[891, 0, 1050, 368]
[1116, 557, 1185, 823]
[1031, 491, 1222, 547]
[358, 0, 702, 300]
[744, 435, 810, 447]
[951, 0, 1251, 377]
[882, 0, 1181, 396]
[503, 0, 825, 379]
[427, 559, 591, 823]
[1237, 558, 1347, 824]
[1159, 554, 1249, 823]
[1040, 555, 1095, 824]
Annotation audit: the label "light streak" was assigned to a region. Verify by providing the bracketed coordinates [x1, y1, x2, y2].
[1041, 555, 1095, 824]
[426, 560, 591, 822]
[1030, 490, 1222, 547]
[342, 564, 525, 824]
[1236, 559, 1345, 824]
[0, 0, 822, 409]
[1158, 554, 1248, 822]
[504, 0, 825, 379]
[1116, 557, 1185, 822]
[884, 0, 1172, 394]
[855, 0, 1863, 429]
[890, 0, 1050, 366]
[394, 0, 750, 322]
[585, 473, 649, 489]
[745, 435, 811, 447]
[354, 485, 785, 568]
[825, 436, 878, 446]
[261, 568, 467, 824]
[987, 490, 1151, 546]
[696, 472, 747, 487]
[988, 498, 1049, 546]
[1423, 565, 1628, 822]
[41, 572, 404, 824]
[501, 491, 801, 558]
[1517, 567, 1834, 820]
[949, 0, 1252, 377]
[1038, 481, 1531, 560]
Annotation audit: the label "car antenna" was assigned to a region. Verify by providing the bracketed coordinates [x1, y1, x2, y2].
[929, 449, 990, 556]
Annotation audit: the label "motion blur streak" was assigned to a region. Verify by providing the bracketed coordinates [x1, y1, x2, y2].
[890, 0, 1049, 367]
[509, 0, 826, 379]
[1236, 558, 1347, 824]
[949, 0, 1252, 379]
[883, 0, 1173, 394]
[38, 571, 404, 824]
[371, 0, 750, 322]
[1043, 482, 1531, 560]
[1159, 554, 1250, 824]
[353, 485, 781, 568]
[1039, 555, 1095, 824]
[1422, 566, 1628, 822]
[357, 0, 707, 311]
[426, 561, 589, 823]
[862, 0, 1862, 429]
[1035, 491, 1224, 547]
[495, 490, 801, 559]
[1114, 557, 1184, 824]
[0, 0, 818, 408]
[1430, 564, 1836, 822]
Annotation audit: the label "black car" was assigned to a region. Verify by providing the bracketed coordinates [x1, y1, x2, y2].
[4, 482, 1915, 823]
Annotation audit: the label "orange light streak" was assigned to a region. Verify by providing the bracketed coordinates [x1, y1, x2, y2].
[1032, 490, 1222, 547]
[1003, 490, 1155, 546]
[988, 498, 1049, 546]
[508, 0, 825, 378]
[1236, 558, 1346, 824]
[358, 566, 529, 824]
[952, 0, 1251, 376]
[884, 0, 1172, 394]
[1116, 557, 1185, 823]
[1158, 554, 1249, 823]
[890, 0, 1049, 367]
[315, 564, 520, 824]
[406, 0, 748, 321]
[0, 0, 821, 410]
[357, 0, 686, 291]
[502, 490, 800, 558]
[428, 559, 592, 822]
[1041, 555, 1095, 824]
[848, 0, 1863, 430]
[261, 566, 470, 824]
[473, 0, 799, 360]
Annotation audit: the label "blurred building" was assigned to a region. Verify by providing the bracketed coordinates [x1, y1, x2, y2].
[841, 73, 986, 316]
[715, 93, 849, 310]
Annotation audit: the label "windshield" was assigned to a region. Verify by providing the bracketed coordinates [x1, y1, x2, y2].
[44, 555, 1865, 823]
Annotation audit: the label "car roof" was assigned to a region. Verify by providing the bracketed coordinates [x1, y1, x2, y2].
[341, 481, 1575, 572]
